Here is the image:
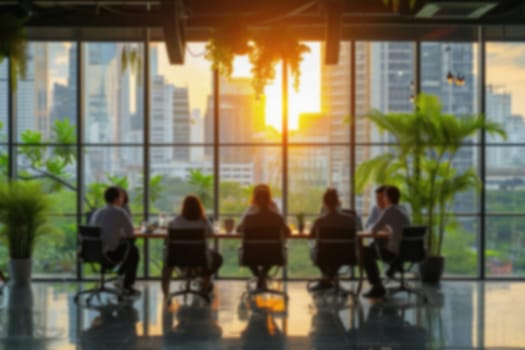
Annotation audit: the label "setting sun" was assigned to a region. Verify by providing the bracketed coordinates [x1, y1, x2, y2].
[231, 43, 321, 131]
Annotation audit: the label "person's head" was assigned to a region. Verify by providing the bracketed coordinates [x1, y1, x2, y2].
[375, 185, 387, 209]
[119, 187, 129, 205]
[181, 195, 206, 221]
[104, 186, 123, 206]
[323, 188, 340, 211]
[383, 185, 401, 206]
[252, 184, 272, 209]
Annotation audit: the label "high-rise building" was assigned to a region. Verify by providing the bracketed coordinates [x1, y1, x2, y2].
[486, 84, 512, 168]
[204, 76, 265, 163]
[172, 86, 191, 161]
[150, 75, 174, 163]
[51, 45, 77, 127]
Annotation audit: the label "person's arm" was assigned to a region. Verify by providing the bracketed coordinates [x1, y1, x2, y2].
[119, 210, 135, 238]
[369, 208, 391, 234]
[281, 216, 291, 237]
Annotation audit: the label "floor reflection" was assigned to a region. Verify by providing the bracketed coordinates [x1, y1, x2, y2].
[80, 302, 138, 350]
[238, 293, 287, 349]
[0, 281, 524, 349]
[162, 297, 222, 347]
[0, 283, 66, 350]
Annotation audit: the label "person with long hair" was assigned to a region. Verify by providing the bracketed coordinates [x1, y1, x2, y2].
[161, 195, 223, 299]
[238, 184, 290, 290]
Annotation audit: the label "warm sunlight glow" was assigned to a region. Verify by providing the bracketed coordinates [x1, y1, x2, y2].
[232, 43, 321, 131]
[157, 42, 321, 133]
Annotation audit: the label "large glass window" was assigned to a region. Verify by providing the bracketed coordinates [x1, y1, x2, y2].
[1, 35, 524, 280]
[14, 42, 77, 277]
[485, 43, 525, 277]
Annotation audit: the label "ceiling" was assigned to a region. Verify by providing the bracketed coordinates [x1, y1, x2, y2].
[2, 1, 525, 49]
[1, 1, 525, 34]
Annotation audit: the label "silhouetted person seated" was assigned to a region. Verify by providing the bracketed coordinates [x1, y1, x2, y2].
[362, 186, 410, 299]
[238, 184, 290, 290]
[161, 195, 223, 299]
[90, 186, 139, 296]
[309, 188, 357, 291]
[81, 303, 138, 350]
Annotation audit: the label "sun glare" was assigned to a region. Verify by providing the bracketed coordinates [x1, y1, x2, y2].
[232, 43, 320, 132]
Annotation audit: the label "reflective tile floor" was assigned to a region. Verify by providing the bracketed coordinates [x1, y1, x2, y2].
[0, 280, 524, 349]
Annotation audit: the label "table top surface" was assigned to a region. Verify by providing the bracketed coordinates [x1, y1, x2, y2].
[133, 228, 390, 239]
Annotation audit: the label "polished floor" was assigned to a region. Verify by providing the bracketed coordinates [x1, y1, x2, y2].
[0, 279, 524, 349]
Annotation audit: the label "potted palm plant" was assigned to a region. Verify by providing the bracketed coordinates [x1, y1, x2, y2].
[0, 181, 52, 284]
[356, 93, 506, 283]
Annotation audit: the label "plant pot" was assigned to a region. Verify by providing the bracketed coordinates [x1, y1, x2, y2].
[8, 258, 32, 285]
[419, 256, 445, 284]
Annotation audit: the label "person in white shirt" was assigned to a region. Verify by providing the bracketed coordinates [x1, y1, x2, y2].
[161, 195, 223, 299]
[362, 185, 410, 299]
[90, 186, 139, 295]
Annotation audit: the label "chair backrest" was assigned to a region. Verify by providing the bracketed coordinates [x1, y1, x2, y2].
[398, 226, 427, 263]
[166, 228, 208, 268]
[78, 225, 106, 264]
[314, 227, 357, 266]
[241, 227, 285, 266]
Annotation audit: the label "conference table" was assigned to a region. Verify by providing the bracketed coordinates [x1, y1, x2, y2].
[133, 228, 390, 296]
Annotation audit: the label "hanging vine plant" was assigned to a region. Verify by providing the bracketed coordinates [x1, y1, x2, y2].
[205, 21, 251, 78]
[0, 13, 28, 89]
[120, 44, 143, 83]
[249, 25, 310, 97]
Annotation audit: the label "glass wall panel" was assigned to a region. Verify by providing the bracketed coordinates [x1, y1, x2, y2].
[288, 145, 351, 225]
[16, 42, 77, 141]
[0, 61, 7, 181]
[319, 41, 351, 143]
[83, 146, 143, 221]
[486, 43, 525, 145]
[486, 146, 525, 214]
[149, 43, 212, 146]
[421, 42, 479, 117]
[150, 146, 213, 216]
[354, 42, 414, 214]
[485, 216, 525, 277]
[0, 60, 7, 142]
[485, 43, 525, 279]
[83, 42, 144, 144]
[219, 146, 282, 217]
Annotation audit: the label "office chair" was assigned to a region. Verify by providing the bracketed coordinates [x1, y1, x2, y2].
[308, 227, 359, 301]
[74, 225, 123, 307]
[239, 227, 287, 298]
[387, 225, 429, 303]
[164, 228, 211, 304]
